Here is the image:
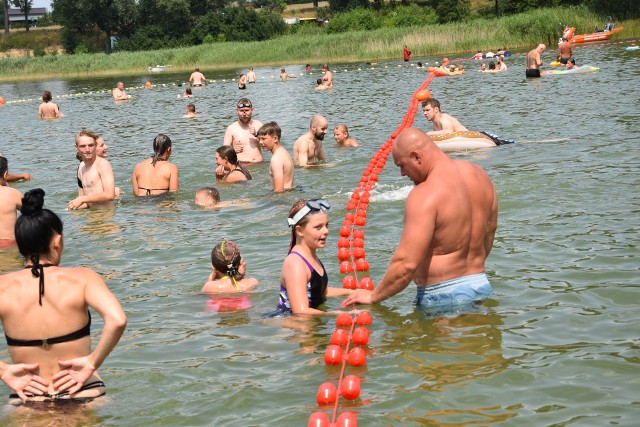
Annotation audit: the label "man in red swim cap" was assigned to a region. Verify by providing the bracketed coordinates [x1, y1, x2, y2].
[342, 128, 498, 312]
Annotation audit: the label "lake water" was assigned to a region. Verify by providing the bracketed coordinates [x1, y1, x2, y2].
[0, 42, 638, 426]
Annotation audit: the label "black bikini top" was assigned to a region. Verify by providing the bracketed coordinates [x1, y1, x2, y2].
[5, 312, 91, 347]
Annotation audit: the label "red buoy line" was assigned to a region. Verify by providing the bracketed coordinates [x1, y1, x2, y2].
[308, 73, 437, 427]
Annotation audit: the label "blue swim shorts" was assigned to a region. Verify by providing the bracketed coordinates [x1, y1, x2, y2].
[414, 273, 493, 309]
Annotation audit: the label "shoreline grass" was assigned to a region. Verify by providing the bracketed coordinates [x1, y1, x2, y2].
[0, 6, 638, 83]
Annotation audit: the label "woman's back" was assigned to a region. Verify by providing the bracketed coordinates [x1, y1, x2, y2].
[132, 158, 178, 196]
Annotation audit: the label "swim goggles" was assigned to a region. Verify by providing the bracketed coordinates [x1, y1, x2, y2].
[237, 102, 252, 109]
[288, 199, 331, 227]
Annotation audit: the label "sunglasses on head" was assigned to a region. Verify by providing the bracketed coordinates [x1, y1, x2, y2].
[288, 198, 331, 227]
[237, 103, 252, 109]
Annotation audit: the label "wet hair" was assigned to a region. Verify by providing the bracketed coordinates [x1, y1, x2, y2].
[195, 68, 200, 71]
[417, 61, 422, 67]
[568, 58, 576, 65]
[195, 187, 220, 207]
[489, 61, 496, 70]
[16, 189, 64, 304]
[211, 240, 243, 280]
[151, 134, 172, 166]
[237, 97, 252, 108]
[42, 91, 52, 102]
[280, 68, 286, 73]
[186, 103, 196, 113]
[216, 146, 252, 179]
[257, 122, 281, 140]
[76, 128, 99, 145]
[185, 87, 192, 95]
[322, 64, 330, 70]
[421, 98, 441, 110]
[334, 124, 349, 135]
[316, 78, 323, 85]
[287, 199, 326, 252]
[449, 65, 456, 72]
[0, 156, 7, 178]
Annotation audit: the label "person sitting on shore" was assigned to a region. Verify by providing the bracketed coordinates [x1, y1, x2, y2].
[215, 145, 252, 183]
[422, 98, 468, 136]
[0, 188, 126, 405]
[112, 82, 130, 101]
[131, 134, 179, 196]
[38, 91, 64, 119]
[183, 103, 197, 118]
[0, 156, 23, 246]
[202, 240, 258, 293]
[280, 68, 297, 82]
[333, 124, 360, 147]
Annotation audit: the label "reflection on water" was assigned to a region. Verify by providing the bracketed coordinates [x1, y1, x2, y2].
[1, 43, 639, 425]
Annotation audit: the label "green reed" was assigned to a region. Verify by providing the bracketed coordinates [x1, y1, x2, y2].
[0, 6, 637, 82]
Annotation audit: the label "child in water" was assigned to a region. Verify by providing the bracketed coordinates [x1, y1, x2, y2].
[333, 124, 360, 147]
[202, 240, 258, 293]
[274, 199, 353, 315]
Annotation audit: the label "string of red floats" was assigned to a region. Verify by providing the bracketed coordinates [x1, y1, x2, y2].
[307, 73, 436, 427]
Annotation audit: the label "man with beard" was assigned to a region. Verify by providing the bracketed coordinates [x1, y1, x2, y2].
[223, 98, 264, 164]
[293, 115, 328, 166]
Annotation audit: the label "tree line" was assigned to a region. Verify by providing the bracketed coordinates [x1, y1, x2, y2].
[2, 0, 637, 54]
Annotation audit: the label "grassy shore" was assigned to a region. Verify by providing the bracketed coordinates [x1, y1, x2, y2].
[0, 6, 637, 82]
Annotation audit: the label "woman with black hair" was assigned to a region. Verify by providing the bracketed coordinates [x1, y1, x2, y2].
[0, 189, 126, 405]
[131, 134, 179, 196]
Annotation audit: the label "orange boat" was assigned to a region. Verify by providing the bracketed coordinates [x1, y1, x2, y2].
[570, 26, 623, 44]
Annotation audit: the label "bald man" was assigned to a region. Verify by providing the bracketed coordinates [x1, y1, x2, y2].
[293, 115, 328, 166]
[342, 128, 498, 311]
[526, 44, 546, 78]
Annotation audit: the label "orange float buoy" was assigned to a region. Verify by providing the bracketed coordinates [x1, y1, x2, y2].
[342, 275, 357, 289]
[427, 66, 436, 73]
[339, 226, 352, 237]
[354, 217, 366, 227]
[145, 81, 152, 88]
[0, 96, 5, 105]
[352, 327, 370, 346]
[316, 382, 338, 405]
[415, 89, 431, 102]
[336, 412, 358, 427]
[330, 329, 349, 346]
[340, 375, 361, 400]
[337, 237, 351, 248]
[353, 247, 365, 259]
[355, 258, 369, 272]
[339, 261, 353, 274]
[324, 345, 343, 365]
[336, 312, 353, 327]
[347, 347, 367, 366]
[355, 312, 373, 326]
[308, 412, 331, 427]
[352, 238, 364, 248]
[358, 277, 374, 290]
[353, 230, 364, 239]
[337, 248, 351, 261]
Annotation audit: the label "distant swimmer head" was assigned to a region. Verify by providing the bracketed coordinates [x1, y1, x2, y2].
[195, 187, 220, 208]
[42, 91, 52, 102]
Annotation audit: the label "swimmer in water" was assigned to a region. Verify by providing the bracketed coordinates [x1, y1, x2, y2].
[273, 199, 353, 316]
[182, 87, 193, 98]
[238, 74, 247, 90]
[247, 67, 256, 83]
[189, 68, 206, 86]
[422, 98, 469, 136]
[293, 115, 328, 166]
[195, 187, 220, 208]
[257, 122, 294, 193]
[215, 145, 252, 183]
[112, 82, 129, 101]
[333, 124, 360, 147]
[202, 240, 258, 293]
[131, 134, 179, 196]
[0, 188, 126, 405]
[320, 64, 333, 88]
[223, 98, 264, 164]
[280, 68, 297, 82]
[71, 130, 116, 210]
[38, 91, 64, 119]
[183, 103, 197, 118]
[0, 156, 23, 245]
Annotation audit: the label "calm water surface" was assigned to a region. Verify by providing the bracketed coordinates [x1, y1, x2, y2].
[0, 44, 638, 426]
